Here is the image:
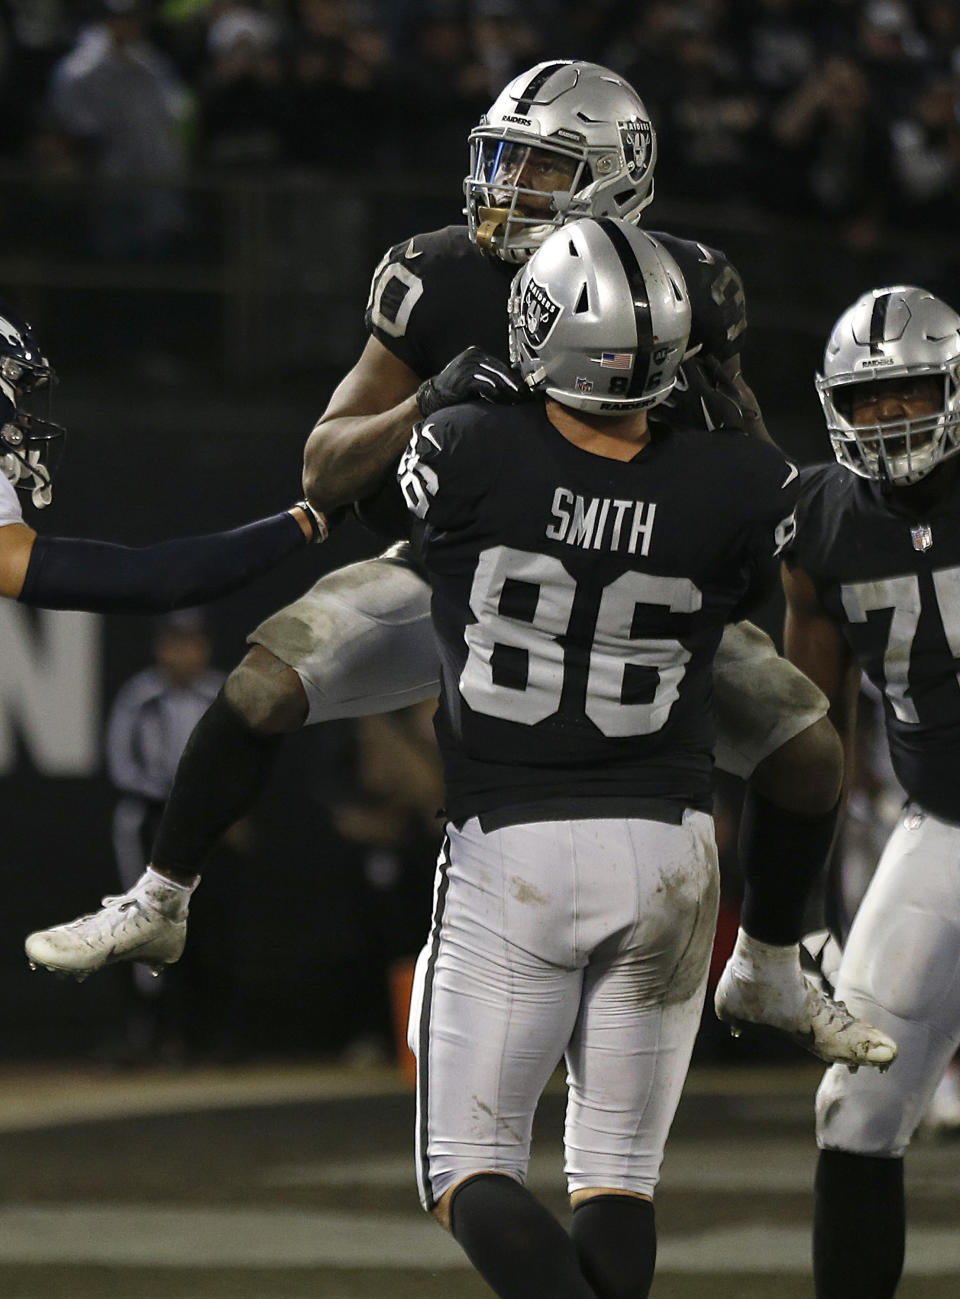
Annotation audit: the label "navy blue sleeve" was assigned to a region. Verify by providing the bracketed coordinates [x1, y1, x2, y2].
[19, 511, 307, 614]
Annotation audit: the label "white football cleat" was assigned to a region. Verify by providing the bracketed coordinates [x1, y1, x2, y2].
[25, 868, 194, 979]
[715, 962, 898, 1070]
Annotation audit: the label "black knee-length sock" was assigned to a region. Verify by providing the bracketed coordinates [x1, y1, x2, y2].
[814, 1149, 905, 1299]
[571, 1195, 657, 1299]
[449, 1174, 597, 1299]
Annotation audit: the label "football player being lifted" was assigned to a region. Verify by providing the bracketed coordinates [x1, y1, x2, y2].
[402, 216, 807, 1299]
[783, 286, 960, 1299]
[0, 306, 320, 613]
[26, 60, 893, 1071]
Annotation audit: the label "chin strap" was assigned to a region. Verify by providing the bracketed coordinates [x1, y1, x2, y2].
[1, 445, 52, 508]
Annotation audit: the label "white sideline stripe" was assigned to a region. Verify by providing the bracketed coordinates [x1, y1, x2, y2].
[265, 1153, 817, 1193]
[656, 1225, 960, 1274]
[0, 1062, 819, 1133]
[262, 1144, 960, 1196]
[0, 1205, 466, 1269]
[0, 1206, 958, 1273]
[0, 1064, 404, 1133]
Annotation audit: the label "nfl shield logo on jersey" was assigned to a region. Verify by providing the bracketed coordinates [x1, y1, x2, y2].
[618, 118, 653, 179]
[910, 523, 933, 552]
[521, 279, 562, 349]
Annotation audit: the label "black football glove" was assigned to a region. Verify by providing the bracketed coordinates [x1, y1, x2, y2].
[672, 352, 746, 433]
[416, 345, 530, 418]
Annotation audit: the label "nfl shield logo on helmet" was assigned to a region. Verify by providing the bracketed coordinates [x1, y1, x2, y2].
[618, 118, 653, 179]
[521, 279, 562, 349]
[911, 523, 933, 552]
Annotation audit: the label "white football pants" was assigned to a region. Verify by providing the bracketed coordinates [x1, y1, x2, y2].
[408, 811, 719, 1210]
[817, 805, 960, 1157]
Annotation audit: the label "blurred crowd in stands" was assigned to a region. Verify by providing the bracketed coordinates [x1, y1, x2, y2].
[0, 0, 958, 260]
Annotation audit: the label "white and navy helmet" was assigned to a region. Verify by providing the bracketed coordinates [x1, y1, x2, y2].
[817, 285, 960, 486]
[465, 60, 657, 264]
[0, 306, 62, 509]
[508, 217, 690, 416]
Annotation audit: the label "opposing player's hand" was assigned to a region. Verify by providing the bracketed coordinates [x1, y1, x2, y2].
[416, 346, 529, 418]
[674, 353, 746, 433]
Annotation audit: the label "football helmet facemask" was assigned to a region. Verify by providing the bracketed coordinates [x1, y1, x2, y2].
[508, 217, 690, 416]
[465, 60, 657, 264]
[0, 307, 63, 508]
[817, 285, 960, 487]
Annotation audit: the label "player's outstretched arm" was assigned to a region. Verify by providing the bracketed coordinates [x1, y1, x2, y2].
[9, 503, 319, 614]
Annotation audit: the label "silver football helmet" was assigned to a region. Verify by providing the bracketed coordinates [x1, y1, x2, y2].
[508, 217, 690, 416]
[465, 60, 657, 264]
[817, 285, 960, 486]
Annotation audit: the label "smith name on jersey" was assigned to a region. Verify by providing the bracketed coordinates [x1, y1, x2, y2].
[400, 401, 797, 827]
[788, 463, 960, 824]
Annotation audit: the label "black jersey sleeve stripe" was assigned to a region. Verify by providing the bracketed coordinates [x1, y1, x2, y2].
[869, 292, 892, 354]
[596, 217, 655, 398]
[514, 62, 570, 114]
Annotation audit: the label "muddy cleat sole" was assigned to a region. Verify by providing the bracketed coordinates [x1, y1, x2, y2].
[24, 870, 192, 977]
[715, 964, 898, 1070]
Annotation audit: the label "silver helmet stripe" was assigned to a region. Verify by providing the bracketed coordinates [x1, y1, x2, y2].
[595, 217, 654, 397]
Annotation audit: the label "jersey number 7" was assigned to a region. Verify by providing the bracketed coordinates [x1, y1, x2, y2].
[841, 568, 960, 725]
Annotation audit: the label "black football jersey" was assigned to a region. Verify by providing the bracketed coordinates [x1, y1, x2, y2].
[365, 223, 746, 392]
[400, 401, 796, 824]
[788, 463, 960, 822]
[361, 223, 747, 538]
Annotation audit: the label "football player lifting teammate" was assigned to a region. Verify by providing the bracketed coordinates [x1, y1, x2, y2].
[26, 61, 894, 1071]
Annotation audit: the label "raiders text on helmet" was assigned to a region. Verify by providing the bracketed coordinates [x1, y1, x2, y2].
[817, 286, 960, 486]
[508, 217, 690, 416]
[465, 60, 657, 264]
[0, 307, 63, 508]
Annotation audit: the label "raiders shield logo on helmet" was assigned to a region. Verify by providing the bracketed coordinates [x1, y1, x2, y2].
[520, 279, 562, 350]
[618, 118, 653, 180]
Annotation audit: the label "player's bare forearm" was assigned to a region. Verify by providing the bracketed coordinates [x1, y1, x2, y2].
[783, 562, 851, 703]
[0, 522, 37, 599]
[303, 396, 420, 514]
[783, 559, 859, 807]
[302, 336, 422, 514]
